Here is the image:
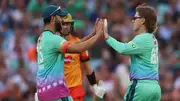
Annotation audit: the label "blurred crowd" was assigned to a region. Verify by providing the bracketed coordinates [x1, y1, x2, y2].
[0, 0, 179, 101]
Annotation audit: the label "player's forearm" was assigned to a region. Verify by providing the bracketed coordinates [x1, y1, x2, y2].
[84, 63, 97, 85]
[83, 61, 106, 99]
[83, 62, 93, 75]
[106, 36, 127, 54]
[66, 34, 100, 53]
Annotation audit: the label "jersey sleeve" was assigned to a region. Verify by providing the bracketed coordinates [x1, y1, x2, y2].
[80, 50, 90, 62]
[106, 35, 152, 55]
[50, 35, 71, 53]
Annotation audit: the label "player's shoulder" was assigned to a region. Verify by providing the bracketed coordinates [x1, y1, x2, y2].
[42, 30, 54, 35]
[40, 31, 51, 41]
[134, 33, 153, 41]
[48, 32, 65, 40]
[132, 33, 155, 47]
[42, 30, 56, 39]
[42, 31, 66, 43]
[135, 33, 151, 37]
[42, 30, 61, 37]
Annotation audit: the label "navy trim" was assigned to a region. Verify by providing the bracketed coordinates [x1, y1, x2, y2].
[43, 30, 54, 34]
[130, 78, 158, 81]
[80, 58, 90, 62]
[126, 80, 137, 101]
[61, 97, 69, 101]
[87, 71, 97, 85]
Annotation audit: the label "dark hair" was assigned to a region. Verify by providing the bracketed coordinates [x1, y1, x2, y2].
[136, 4, 157, 33]
[70, 22, 76, 36]
[43, 17, 51, 25]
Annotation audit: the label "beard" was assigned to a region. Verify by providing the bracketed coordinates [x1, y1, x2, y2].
[55, 21, 61, 32]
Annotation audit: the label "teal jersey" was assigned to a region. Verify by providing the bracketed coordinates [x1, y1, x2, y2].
[106, 33, 159, 80]
[36, 30, 69, 100]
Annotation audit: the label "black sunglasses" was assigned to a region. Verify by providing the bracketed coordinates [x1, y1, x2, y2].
[133, 16, 143, 20]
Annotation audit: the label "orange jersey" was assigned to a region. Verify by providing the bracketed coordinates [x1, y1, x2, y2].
[64, 36, 89, 88]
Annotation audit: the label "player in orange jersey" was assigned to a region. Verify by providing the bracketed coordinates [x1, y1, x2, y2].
[59, 13, 105, 101]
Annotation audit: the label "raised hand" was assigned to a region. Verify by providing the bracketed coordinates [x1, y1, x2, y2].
[96, 19, 104, 37]
[79, 18, 102, 42]
[92, 18, 99, 35]
[103, 18, 109, 40]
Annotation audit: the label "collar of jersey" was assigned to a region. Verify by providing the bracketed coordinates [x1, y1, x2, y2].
[43, 30, 54, 34]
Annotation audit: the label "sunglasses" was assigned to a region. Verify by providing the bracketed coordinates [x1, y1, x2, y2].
[133, 16, 143, 20]
[50, 6, 61, 16]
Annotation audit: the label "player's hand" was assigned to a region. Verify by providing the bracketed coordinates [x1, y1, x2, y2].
[92, 18, 99, 35]
[96, 19, 104, 37]
[103, 18, 109, 40]
[34, 92, 40, 101]
[92, 80, 106, 98]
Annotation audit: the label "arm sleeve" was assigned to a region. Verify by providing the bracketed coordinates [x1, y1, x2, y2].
[106, 36, 151, 55]
[80, 50, 90, 62]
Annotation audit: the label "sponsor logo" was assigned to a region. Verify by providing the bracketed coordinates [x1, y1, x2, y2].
[64, 56, 72, 64]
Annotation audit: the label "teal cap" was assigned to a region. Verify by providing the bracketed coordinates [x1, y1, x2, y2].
[42, 5, 68, 18]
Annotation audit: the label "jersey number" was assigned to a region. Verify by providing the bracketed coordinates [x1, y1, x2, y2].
[37, 45, 44, 64]
[151, 47, 158, 64]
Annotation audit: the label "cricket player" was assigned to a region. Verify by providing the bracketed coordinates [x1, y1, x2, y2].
[59, 13, 103, 101]
[103, 5, 161, 101]
[36, 5, 105, 101]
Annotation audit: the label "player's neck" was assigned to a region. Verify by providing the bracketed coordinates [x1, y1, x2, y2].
[44, 24, 55, 33]
[137, 26, 147, 34]
[64, 34, 72, 40]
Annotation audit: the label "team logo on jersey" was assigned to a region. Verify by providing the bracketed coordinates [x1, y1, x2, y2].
[128, 41, 136, 48]
[64, 55, 72, 64]
[153, 36, 156, 45]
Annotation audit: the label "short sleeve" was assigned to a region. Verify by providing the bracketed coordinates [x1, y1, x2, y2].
[80, 50, 90, 62]
[50, 35, 70, 53]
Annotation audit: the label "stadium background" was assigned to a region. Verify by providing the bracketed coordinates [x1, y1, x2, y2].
[0, 0, 179, 101]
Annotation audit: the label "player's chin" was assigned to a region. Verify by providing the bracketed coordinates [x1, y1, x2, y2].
[62, 31, 69, 35]
[133, 28, 139, 34]
[132, 27, 137, 31]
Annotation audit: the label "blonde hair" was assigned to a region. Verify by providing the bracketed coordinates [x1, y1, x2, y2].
[152, 24, 158, 34]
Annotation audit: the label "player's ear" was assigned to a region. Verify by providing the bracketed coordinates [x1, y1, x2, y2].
[141, 18, 145, 25]
[50, 16, 55, 23]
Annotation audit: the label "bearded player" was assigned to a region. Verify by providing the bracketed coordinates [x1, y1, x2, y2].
[36, 5, 105, 101]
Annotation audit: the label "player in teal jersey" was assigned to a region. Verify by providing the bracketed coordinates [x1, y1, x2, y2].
[103, 4, 161, 101]
[36, 5, 105, 101]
